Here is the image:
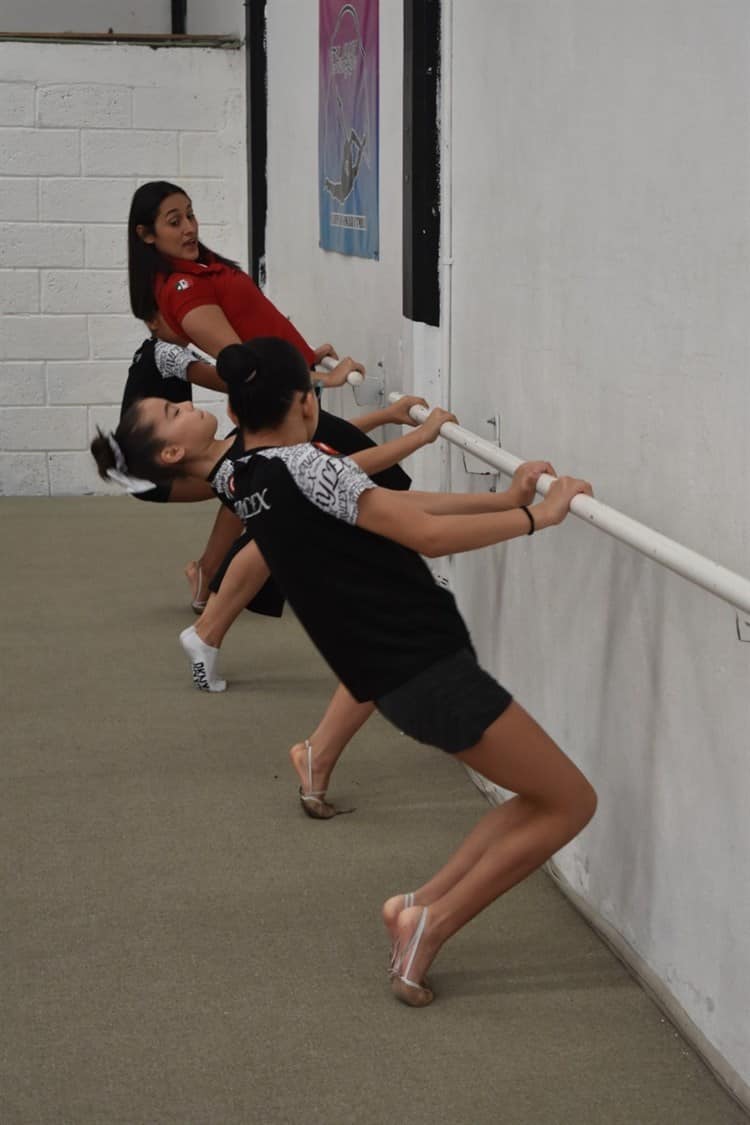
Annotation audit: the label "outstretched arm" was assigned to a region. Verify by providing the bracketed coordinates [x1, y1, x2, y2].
[356, 475, 592, 557]
[187, 359, 227, 394]
[396, 461, 556, 515]
[313, 345, 367, 388]
[349, 395, 430, 434]
[348, 407, 456, 477]
[152, 337, 228, 394]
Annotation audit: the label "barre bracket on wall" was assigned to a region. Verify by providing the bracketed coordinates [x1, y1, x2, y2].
[461, 414, 501, 485]
[352, 361, 385, 409]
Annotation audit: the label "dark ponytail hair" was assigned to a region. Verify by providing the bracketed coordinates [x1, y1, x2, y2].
[90, 401, 182, 485]
[128, 181, 240, 321]
[218, 338, 312, 432]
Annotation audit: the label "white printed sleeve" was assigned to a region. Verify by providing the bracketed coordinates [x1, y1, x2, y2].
[153, 340, 194, 382]
[257, 445, 375, 525]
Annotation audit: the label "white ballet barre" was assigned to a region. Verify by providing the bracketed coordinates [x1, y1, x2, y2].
[318, 355, 365, 386]
[185, 344, 365, 387]
[389, 393, 750, 618]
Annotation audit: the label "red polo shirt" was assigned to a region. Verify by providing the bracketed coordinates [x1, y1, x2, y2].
[154, 254, 316, 366]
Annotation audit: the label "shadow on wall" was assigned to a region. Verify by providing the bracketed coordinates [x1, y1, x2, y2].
[590, 544, 668, 942]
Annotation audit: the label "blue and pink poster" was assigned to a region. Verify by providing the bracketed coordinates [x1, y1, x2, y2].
[319, 1, 379, 259]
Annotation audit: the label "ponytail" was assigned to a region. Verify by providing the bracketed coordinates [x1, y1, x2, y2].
[90, 402, 181, 488]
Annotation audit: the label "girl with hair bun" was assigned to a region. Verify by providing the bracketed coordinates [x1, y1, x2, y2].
[126, 180, 422, 613]
[92, 335, 597, 1007]
[92, 340, 455, 811]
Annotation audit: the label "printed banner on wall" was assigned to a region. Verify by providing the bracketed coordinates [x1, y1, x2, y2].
[319, 0, 379, 259]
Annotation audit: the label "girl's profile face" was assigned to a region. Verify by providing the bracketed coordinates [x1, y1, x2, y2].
[138, 397, 217, 458]
[139, 193, 199, 261]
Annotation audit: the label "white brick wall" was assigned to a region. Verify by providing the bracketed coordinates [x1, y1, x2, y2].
[0, 178, 39, 220]
[0, 271, 40, 314]
[0, 364, 46, 405]
[0, 40, 247, 495]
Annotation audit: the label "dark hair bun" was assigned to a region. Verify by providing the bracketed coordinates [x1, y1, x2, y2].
[221, 337, 311, 433]
[217, 342, 262, 387]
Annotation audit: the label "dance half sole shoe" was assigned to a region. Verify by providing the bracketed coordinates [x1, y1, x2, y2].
[391, 907, 435, 1007]
[298, 739, 354, 819]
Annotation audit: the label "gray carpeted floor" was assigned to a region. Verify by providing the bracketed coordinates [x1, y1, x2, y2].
[1, 497, 746, 1125]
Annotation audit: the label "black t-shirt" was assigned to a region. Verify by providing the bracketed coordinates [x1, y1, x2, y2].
[308, 410, 411, 492]
[213, 443, 471, 701]
[207, 410, 412, 617]
[121, 338, 194, 418]
[121, 339, 195, 504]
[210, 409, 411, 514]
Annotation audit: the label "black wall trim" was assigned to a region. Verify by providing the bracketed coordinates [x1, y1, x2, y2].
[171, 0, 187, 35]
[246, 0, 268, 285]
[403, 0, 440, 326]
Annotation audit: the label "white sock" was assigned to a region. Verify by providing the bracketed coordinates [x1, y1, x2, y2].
[179, 626, 227, 693]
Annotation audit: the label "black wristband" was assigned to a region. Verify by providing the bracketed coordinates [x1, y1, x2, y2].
[520, 505, 535, 535]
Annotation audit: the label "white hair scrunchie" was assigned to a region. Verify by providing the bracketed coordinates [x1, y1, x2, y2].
[104, 433, 158, 495]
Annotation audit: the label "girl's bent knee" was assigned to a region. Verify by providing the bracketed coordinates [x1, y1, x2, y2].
[576, 779, 597, 829]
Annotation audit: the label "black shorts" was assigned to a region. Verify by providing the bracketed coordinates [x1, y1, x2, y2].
[375, 648, 513, 754]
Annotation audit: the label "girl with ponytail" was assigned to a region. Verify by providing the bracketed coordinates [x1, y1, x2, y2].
[92, 337, 455, 802]
[93, 335, 597, 1009]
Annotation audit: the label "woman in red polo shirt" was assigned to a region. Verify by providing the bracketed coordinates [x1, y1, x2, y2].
[127, 180, 362, 386]
[124, 182, 429, 814]
[127, 180, 375, 610]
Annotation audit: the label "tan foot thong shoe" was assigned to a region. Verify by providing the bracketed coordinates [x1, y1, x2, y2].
[391, 908, 435, 1008]
[298, 739, 354, 820]
[387, 892, 415, 977]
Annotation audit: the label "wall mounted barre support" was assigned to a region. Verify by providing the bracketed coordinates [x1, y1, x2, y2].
[388, 393, 750, 620]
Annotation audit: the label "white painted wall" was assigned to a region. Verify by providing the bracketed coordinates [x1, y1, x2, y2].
[0, 41, 247, 495]
[445, 0, 750, 1095]
[263, 0, 750, 1096]
[264, 0, 416, 430]
[0, 1, 244, 37]
[189, 0, 245, 39]
[0, 3, 171, 35]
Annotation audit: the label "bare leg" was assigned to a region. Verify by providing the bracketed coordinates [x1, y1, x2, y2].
[195, 541, 270, 648]
[382, 796, 538, 944]
[182, 547, 376, 812]
[186, 504, 243, 612]
[387, 701, 597, 1002]
[289, 683, 375, 805]
[181, 540, 269, 691]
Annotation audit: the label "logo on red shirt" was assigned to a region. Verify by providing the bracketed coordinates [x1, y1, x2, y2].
[175, 279, 191, 291]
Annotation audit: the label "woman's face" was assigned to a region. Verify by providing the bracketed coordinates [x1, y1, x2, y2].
[138, 397, 217, 464]
[139, 193, 199, 260]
